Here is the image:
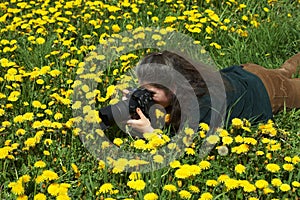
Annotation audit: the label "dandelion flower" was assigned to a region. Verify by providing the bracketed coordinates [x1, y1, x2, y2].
[185, 148, 195, 155]
[17, 195, 28, 200]
[256, 151, 264, 156]
[175, 167, 191, 179]
[127, 180, 146, 191]
[263, 187, 274, 194]
[271, 178, 282, 187]
[224, 178, 239, 190]
[188, 185, 200, 193]
[292, 155, 300, 164]
[283, 163, 294, 171]
[255, 179, 269, 189]
[113, 138, 123, 146]
[34, 193, 47, 200]
[217, 145, 229, 156]
[232, 118, 243, 128]
[42, 170, 59, 181]
[235, 164, 246, 174]
[36, 37, 45, 44]
[98, 183, 114, 194]
[222, 136, 233, 145]
[199, 160, 210, 170]
[199, 192, 213, 200]
[284, 156, 292, 162]
[163, 184, 177, 192]
[8, 181, 24, 195]
[206, 180, 218, 187]
[266, 163, 280, 173]
[218, 174, 230, 183]
[199, 123, 210, 131]
[178, 190, 192, 199]
[279, 183, 291, 192]
[43, 150, 50, 156]
[240, 181, 256, 192]
[48, 183, 60, 196]
[153, 154, 164, 163]
[144, 192, 158, 200]
[129, 172, 141, 181]
[292, 181, 300, 187]
[234, 135, 243, 143]
[206, 135, 219, 144]
[184, 127, 194, 136]
[170, 160, 181, 168]
[34, 160, 46, 168]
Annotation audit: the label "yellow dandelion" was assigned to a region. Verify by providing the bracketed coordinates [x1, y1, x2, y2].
[206, 135, 219, 144]
[266, 163, 280, 173]
[184, 127, 194, 136]
[256, 151, 264, 156]
[222, 136, 233, 145]
[235, 135, 244, 143]
[206, 180, 218, 187]
[292, 181, 300, 187]
[34, 160, 46, 168]
[185, 148, 195, 155]
[113, 138, 123, 146]
[199, 122, 210, 131]
[98, 183, 114, 194]
[283, 163, 294, 171]
[255, 179, 269, 189]
[178, 190, 192, 199]
[41, 170, 59, 181]
[48, 183, 59, 196]
[36, 37, 45, 45]
[232, 118, 243, 128]
[199, 160, 210, 170]
[217, 174, 230, 183]
[170, 160, 181, 168]
[292, 155, 300, 164]
[163, 184, 177, 192]
[127, 179, 146, 191]
[34, 193, 47, 200]
[199, 192, 213, 200]
[153, 154, 164, 163]
[224, 178, 240, 190]
[279, 183, 291, 192]
[235, 164, 246, 174]
[271, 178, 282, 187]
[112, 24, 121, 33]
[144, 192, 158, 200]
[188, 185, 200, 193]
[8, 181, 24, 195]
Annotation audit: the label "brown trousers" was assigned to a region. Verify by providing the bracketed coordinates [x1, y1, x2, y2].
[241, 53, 300, 113]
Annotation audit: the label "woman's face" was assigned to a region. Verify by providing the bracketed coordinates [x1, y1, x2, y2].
[140, 83, 172, 108]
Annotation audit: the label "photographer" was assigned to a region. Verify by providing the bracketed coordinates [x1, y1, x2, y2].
[124, 50, 300, 134]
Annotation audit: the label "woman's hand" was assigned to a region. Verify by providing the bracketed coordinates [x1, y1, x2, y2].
[126, 108, 154, 133]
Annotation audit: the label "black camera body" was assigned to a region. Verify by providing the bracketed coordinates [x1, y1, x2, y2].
[98, 88, 155, 130]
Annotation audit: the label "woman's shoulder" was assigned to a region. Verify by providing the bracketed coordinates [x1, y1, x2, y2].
[220, 65, 260, 82]
[220, 65, 245, 74]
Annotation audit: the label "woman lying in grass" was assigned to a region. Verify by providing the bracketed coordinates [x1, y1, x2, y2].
[126, 50, 300, 134]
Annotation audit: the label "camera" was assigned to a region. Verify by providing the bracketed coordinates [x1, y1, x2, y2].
[98, 88, 155, 130]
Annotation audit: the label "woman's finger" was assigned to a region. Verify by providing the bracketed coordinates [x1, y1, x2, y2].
[136, 108, 147, 119]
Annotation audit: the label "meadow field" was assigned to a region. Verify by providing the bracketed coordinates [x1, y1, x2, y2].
[0, 0, 300, 199]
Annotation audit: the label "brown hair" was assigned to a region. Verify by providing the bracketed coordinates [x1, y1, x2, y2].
[135, 50, 227, 132]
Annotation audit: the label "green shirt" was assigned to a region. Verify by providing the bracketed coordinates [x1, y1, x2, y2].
[199, 65, 273, 127]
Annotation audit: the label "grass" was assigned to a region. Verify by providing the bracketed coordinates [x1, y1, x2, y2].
[0, 0, 299, 199]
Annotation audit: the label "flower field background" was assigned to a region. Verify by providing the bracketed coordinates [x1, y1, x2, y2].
[0, 0, 300, 199]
